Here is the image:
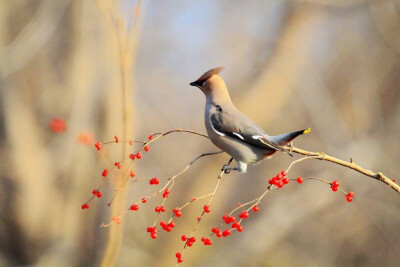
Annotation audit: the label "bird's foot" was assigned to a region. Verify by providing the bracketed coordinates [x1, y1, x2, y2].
[221, 164, 230, 174]
[221, 165, 238, 174]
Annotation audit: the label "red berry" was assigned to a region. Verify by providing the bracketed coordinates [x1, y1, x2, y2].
[222, 229, 231, 237]
[281, 170, 287, 177]
[129, 153, 135, 160]
[130, 204, 139, 211]
[148, 135, 153, 140]
[102, 169, 108, 177]
[236, 224, 243, 232]
[114, 162, 121, 169]
[216, 231, 222, 237]
[232, 221, 240, 228]
[129, 170, 135, 178]
[81, 203, 89, 209]
[203, 205, 211, 213]
[160, 206, 166, 212]
[150, 232, 157, 239]
[129, 140, 133, 145]
[144, 145, 150, 152]
[331, 186, 338, 192]
[332, 180, 339, 187]
[277, 181, 284, 188]
[173, 208, 182, 217]
[155, 206, 161, 212]
[141, 197, 147, 203]
[49, 118, 67, 133]
[239, 210, 249, 219]
[296, 177, 303, 184]
[177, 258, 183, 263]
[252, 205, 259, 212]
[346, 195, 353, 202]
[348, 191, 355, 197]
[189, 237, 196, 243]
[282, 178, 289, 184]
[175, 252, 182, 258]
[136, 152, 142, 159]
[95, 142, 102, 150]
[168, 221, 175, 228]
[96, 191, 102, 198]
[212, 228, 220, 234]
[92, 189, 98, 195]
[163, 188, 170, 198]
[114, 135, 119, 143]
[268, 178, 275, 185]
[181, 235, 187, 241]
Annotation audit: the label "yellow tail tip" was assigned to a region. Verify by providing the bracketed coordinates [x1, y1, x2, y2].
[303, 128, 311, 134]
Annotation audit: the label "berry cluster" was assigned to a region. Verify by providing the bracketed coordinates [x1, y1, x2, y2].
[149, 177, 159, 185]
[175, 253, 183, 263]
[201, 237, 212, 245]
[173, 208, 182, 217]
[222, 213, 235, 224]
[112, 216, 121, 224]
[114, 162, 121, 169]
[203, 205, 211, 213]
[160, 221, 175, 232]
[212, 227, 222, 237]
[331, 180, 339, 191]
[163, 188, 170, 198]
[130, 204, 139, 211]
[268, 171, 289, 188]
[81, 203, 89, 209]
[346, 191, 355, 202]
[92, 189, 102, 198]
[95, 142, 101, 150]
[238, 210, 249, 219]
[155, 205, 166, 213]
[181, 236, 196, 247]
[147, 226, 157, 239]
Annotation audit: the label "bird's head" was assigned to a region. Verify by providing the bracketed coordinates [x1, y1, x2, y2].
[190, 67, 231, 103]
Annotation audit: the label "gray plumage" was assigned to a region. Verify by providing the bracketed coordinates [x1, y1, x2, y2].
[190, 67, 310, 173]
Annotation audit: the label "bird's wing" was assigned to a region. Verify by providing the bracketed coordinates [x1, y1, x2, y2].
[210, 108, 284, 152]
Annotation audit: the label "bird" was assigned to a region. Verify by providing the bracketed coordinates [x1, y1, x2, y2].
[189, 67, 310, 173]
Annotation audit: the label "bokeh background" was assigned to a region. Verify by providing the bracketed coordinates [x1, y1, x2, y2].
[1, 0, 400, 266]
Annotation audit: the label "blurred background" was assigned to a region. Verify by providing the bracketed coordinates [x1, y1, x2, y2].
[1, 0, 400, 266]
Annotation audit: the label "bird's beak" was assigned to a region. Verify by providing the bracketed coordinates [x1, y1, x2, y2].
[189, 81, 198, 87]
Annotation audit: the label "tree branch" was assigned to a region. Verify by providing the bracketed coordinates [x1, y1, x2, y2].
[284, 144, 400, 194]
[147, 129, 399, 194]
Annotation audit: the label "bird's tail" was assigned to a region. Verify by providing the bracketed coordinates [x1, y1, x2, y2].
[270, 128, 311, 147]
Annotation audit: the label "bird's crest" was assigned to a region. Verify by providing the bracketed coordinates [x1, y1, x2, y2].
[194, 67, 224, 84]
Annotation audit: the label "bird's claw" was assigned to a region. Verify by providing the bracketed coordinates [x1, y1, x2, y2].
[221, 164, 231, 174]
